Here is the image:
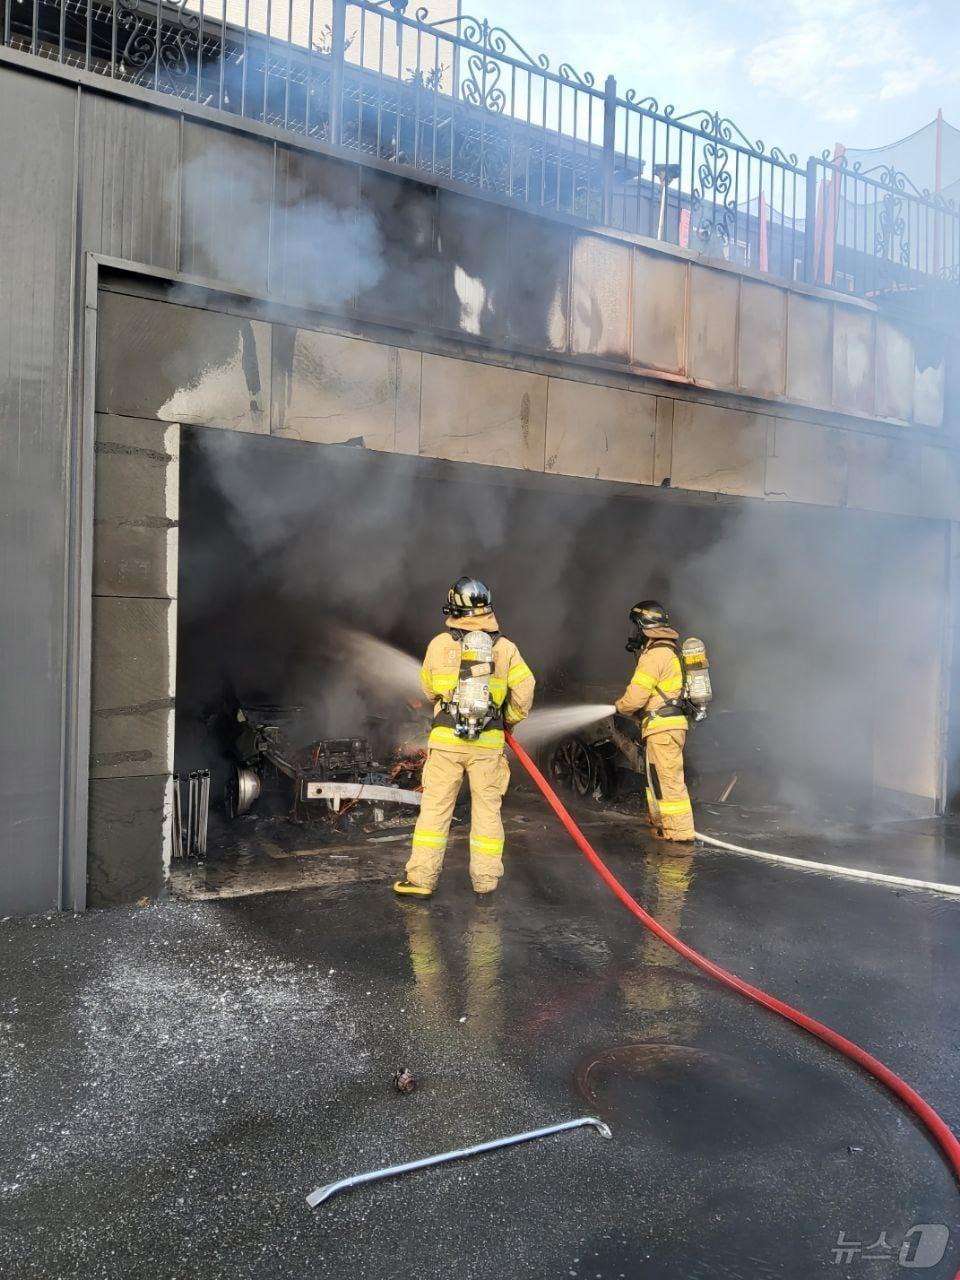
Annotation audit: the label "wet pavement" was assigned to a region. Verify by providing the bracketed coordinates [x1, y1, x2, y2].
[3, 800, 960, 1279]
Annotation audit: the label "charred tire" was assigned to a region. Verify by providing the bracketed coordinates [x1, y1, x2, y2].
[225, 764, 261, 819]
[549, 737, 596, 798]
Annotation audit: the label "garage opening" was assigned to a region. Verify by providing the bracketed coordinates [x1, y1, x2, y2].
[167, 425, 947, 900]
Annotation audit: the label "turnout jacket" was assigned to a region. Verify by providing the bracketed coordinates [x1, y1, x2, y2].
[420, 612, 535, 753]
[615, 626, 688, 739]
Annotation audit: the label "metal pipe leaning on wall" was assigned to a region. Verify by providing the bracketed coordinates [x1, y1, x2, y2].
[172, 771, 210, 859]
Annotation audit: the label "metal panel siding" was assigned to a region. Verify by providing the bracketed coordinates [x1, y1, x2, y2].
[503, 210, 570, 354]
[0, 68, 77, 913]
[570, 234, 631, 361]
[271, 146, 363, 311]
[80, 94, 180, 269]
[356, 169, 441, 329]
[179, 122, 275, 293]
[687, 265, 739, 387]
[96, 290, 271, 431]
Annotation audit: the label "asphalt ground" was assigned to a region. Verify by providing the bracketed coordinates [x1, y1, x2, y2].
[3, 801, 959, 1279]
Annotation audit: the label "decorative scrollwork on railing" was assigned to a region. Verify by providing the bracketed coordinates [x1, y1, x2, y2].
[616, 98, 799, 165]
[557, 63, 595, 87]
[117, 0, 201, 79]
[691, 141, 736, 244]
[876, 192, 909, 265]
[819, 154, 957, 209]
[624, 89, 659, 111]
[402, 7, 596, 89]
[462, 53, 506, 113]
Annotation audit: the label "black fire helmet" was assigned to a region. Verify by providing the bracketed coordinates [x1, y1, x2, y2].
[629, 599, 670, 631]
[443, 576, 493, 618]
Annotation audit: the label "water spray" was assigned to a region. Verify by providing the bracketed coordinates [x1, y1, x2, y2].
[338, 629, 423, 702]
[505, 729, 960, 1263]
[513, 704, 617, 749]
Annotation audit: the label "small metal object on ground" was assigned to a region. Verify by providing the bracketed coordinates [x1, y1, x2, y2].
[392, 1066, 416, 1094]
[306, 1115, 612, 1208]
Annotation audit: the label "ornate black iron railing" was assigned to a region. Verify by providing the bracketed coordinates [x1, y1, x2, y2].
[3, 0, 957, 311]
[806, 154, 960, 305]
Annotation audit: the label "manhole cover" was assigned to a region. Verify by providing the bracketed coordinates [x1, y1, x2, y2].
[574, 1042, 765, 1148]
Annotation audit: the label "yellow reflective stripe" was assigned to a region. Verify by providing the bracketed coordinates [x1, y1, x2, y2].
[507, 663, 533, 687]
[658, 797, 693, 816]
[503, 704, 525, 725]
[430, 674, 458, 695]
[642, 715, 688, 737]
[469, 836, 504, 855]
[489, 677, 507, 705]
[658, 674, 684, 694]
[630, 670, 658, 690]
[411, 829, 447, 847]
[428, 726, 505, 750]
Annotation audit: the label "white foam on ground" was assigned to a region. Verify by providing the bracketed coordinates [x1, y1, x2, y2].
[0, 904, 363, 1197]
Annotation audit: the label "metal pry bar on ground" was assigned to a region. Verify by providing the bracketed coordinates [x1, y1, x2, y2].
[306, 1116, 612, 1208]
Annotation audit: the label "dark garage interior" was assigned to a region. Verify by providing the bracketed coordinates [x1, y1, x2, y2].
[173, 424, 948, 890]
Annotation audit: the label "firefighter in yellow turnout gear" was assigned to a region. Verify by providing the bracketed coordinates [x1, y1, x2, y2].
[394, 577, 535, 898]
[615, 600, 696, 844]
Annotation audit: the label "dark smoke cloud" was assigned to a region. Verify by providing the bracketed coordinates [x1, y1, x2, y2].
[176, 426, 949, 821]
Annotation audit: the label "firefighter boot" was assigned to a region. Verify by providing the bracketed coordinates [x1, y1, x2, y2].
[393, 880, 434, 897]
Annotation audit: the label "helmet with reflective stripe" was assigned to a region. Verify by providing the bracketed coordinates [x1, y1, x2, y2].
[629, 599, 669, 631]
[443, 576, 493, 618]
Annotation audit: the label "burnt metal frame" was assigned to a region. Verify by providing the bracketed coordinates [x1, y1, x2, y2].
[5, 0, 958, 305]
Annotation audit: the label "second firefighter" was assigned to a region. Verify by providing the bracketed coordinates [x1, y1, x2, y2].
[394, 577, 535, 898]
[615, 599, 696, 844]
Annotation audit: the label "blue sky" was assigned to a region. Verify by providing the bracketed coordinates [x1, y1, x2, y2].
[486, 0, 959, 162]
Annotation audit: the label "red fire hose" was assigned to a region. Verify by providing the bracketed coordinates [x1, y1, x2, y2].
[505, 731, 960, 1272]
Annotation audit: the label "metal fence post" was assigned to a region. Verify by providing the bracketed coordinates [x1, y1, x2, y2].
[601, 73, 617, 227]
[803, 155, 819, 285]
[329, 0, 347, 145]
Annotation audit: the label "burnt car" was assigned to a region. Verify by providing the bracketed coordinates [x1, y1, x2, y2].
[224, 702, 424, 829]
[546, 708, 782, 806]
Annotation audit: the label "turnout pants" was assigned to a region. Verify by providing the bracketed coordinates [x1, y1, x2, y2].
[644, 729, 695, 841]
[406, 748, 511, 893]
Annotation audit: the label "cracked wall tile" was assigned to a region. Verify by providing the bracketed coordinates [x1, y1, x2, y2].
[545, 378, 656, 483]
[671, 401, 766, 497]
[419, 354, 547, 471]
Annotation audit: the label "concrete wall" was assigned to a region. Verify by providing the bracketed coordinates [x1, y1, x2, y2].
[1, 54, 959, 910]
[88, 415, 178, 904]
[98, 287, 960, 524]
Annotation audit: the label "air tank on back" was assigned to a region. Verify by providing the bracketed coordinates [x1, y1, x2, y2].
[681, 637, 712, 721]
